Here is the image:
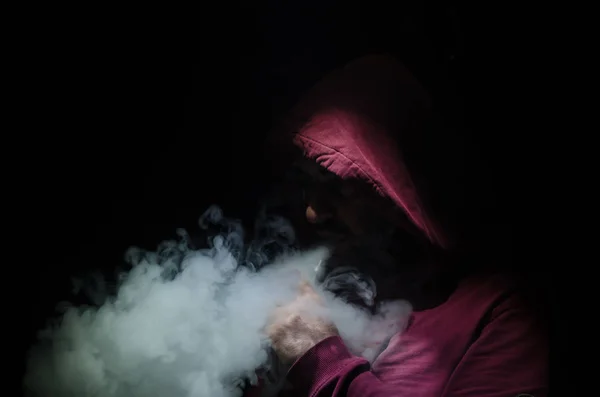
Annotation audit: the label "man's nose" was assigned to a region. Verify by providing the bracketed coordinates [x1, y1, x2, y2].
[305, 206, 333, 224]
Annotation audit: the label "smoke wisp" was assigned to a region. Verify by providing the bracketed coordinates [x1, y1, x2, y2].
[24, 206, 411, 397]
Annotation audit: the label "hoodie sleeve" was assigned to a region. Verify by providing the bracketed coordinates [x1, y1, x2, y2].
[286, 336, 393, 397]
[286, 294, 548, 397]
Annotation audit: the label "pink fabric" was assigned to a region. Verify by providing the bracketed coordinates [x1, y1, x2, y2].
[247, 55, 548, 396]
[282, 54, 448, 247]
[287, 276, 547, 397]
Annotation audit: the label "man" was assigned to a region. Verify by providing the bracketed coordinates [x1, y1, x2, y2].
[253, 54, 548, 396]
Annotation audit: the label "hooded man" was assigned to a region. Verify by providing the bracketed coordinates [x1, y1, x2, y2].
[253, 54, 547, 397]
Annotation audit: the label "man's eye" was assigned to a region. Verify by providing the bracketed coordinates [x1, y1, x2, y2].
[286, 167, 304, 179]
[339, 185, 354, 198]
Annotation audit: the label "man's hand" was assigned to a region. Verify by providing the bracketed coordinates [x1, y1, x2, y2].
[266, 280, 339, 365]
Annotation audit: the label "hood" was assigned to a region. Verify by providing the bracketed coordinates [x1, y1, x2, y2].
[268, 54, 464, 249]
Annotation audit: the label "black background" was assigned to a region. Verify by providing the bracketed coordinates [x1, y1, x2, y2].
[17, 1, 570, 394]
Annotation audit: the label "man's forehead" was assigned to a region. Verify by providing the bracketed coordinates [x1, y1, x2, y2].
[289, 159, 377, 200]
[291, 158, 336, 181]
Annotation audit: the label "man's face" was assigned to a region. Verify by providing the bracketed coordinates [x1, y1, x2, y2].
[275, 159, 433, 303]
[284, 159, 393, 241]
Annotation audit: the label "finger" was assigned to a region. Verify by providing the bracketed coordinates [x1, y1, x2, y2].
[298, 280, 313, 294]
[298, 281, 325, 305]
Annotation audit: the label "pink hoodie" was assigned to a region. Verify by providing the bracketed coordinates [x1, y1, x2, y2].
[248, 55, 548, 397]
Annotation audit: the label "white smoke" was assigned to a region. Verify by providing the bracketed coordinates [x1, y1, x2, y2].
[23, 207, 411, 397]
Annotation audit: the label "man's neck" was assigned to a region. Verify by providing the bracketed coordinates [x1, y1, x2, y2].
[413, 270, 460, 311]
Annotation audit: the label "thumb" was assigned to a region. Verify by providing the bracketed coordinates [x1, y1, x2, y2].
[298, 280, 323, 302]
